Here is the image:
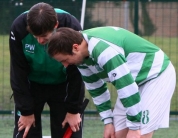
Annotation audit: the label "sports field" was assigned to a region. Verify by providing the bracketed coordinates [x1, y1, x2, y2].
[0, 115, 178, 138]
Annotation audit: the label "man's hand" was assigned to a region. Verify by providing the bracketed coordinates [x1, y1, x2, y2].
[62, 113, 81, 132]
[126, 129, 141, 138]
[18, 114, 35, 138]
[103, 123, 115, 138]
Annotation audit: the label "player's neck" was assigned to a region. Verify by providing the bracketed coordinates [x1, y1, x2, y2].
[81, 39, 89, 58]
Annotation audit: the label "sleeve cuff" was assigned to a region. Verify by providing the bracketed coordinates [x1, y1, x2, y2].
[20, 110, 34, 116]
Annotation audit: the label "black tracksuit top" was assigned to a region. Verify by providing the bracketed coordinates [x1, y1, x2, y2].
[9, 9, 84, 116]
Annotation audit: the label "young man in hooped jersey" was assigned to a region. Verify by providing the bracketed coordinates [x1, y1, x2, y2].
[48, 27, 176, 138]
[9, 2, 85, 138]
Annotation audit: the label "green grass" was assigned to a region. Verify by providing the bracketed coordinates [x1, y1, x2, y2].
[0, 115, 178, 138]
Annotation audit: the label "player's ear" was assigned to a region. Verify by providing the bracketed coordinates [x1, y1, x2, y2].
[54, 21, 59, 29]
[73, 44, 79, 52]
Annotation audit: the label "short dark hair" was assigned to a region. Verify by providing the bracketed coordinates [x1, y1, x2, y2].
[27, 2, 57, 36]
[48, 27, 83, 57]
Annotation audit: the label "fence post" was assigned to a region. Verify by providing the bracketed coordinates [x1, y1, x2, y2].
[134, 0, 139, 35]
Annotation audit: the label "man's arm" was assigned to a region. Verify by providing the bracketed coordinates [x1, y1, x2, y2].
[78, 65, 113, 124]
[56, 11, 84, 113]
[65, 65, 85, 114]
[57, 12, 82, 31]
[92, 42, 142, 130]
[78, 65, 115, 138]
[9, 13, 34, 116]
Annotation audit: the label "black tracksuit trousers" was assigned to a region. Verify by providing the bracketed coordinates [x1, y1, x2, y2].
[13, 81, 84, 138]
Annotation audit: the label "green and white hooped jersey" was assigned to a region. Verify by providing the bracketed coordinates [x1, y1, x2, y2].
[78, 26, 170, 129]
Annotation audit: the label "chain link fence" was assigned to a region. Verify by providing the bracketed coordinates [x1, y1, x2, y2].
[0, 0, 177, 115]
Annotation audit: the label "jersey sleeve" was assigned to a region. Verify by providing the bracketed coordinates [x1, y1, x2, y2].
[78, 65, 113, 125]
[9, 13, 34, 116]
[83, 39, 142, 129]
[65, 65, 85, 114]
[102, 50, 141, 129]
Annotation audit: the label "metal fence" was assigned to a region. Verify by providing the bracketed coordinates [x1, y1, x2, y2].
[0, 0, 177, 115]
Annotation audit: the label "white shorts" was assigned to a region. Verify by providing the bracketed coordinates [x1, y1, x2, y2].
[113, 62, 176, 135]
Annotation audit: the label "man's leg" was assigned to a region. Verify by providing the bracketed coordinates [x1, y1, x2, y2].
[115, 128, 128, 138]
[139, 62, 176, 136]
[71, 82, 85, 138]
[47, 82, 84, 138]
[115, 63, 175, 138]
[13, 106, 23, 138]
[71, 114, 83, 138]
[49, 102, 84, 138]
[49, 101, 67, 137]
[115, 129, 154, 138]
[141, 132, 154, 138]
[13, 103, 44, 138]
[47, 82, 69, 138]
[13, 81, 47, 138]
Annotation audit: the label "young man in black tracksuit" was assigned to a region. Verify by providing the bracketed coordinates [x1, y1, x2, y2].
[9, 2, 85, 138]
